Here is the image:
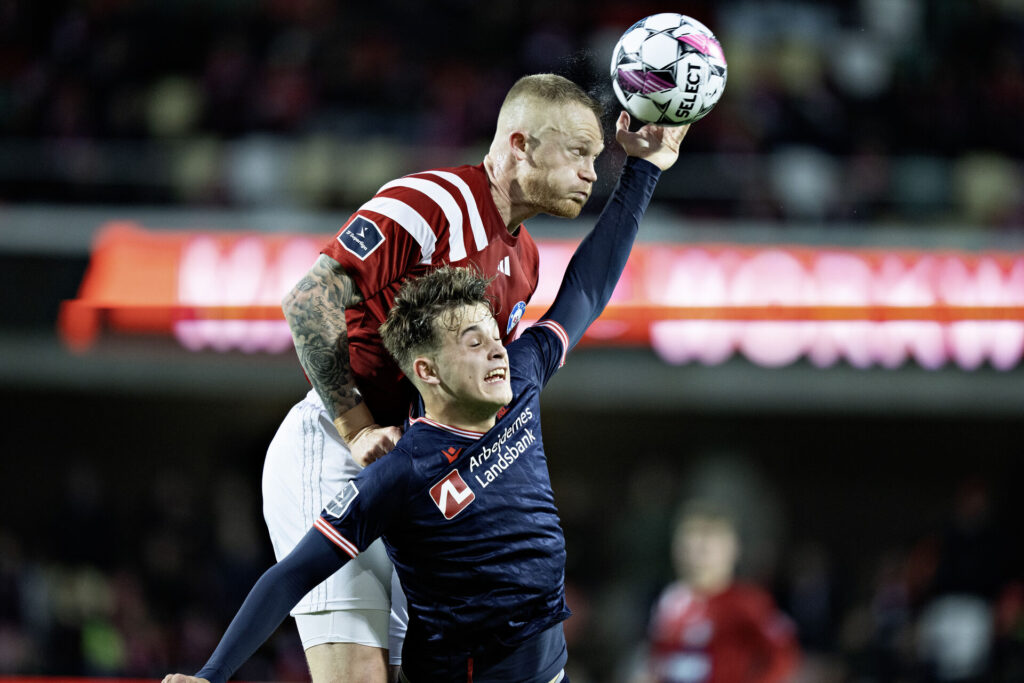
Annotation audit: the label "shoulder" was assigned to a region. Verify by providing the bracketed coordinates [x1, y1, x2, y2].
[398, 164, 488, 196]
[656, 580, 693, 606]
[360, 442, 417, 487]
[720, 582, 780, 615]
[509, 320, 568, 373]
[727, 582, 774, 601]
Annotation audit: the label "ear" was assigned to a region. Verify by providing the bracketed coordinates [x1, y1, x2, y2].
[509, 131, 528, 161]
[412, 355, 441, 386]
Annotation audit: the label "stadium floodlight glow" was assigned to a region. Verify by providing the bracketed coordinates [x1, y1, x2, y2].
[59, 223, 1024, 370]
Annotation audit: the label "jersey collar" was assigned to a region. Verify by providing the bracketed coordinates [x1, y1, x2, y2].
[409, 415, 486, 440]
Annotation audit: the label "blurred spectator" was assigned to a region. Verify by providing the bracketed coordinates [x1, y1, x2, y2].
[838, 549, 915, 683]
[914, 478, 1006, 682]
[630, 499, 800, 683]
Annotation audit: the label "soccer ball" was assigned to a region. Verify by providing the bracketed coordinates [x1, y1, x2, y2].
[610, 13, 727, 125]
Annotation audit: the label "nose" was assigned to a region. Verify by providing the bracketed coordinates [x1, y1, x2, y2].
[489, 338, 507, 360]
[580, 158, 597, 183]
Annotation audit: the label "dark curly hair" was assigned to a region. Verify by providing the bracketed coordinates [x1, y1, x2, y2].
[380, 266, 496, 376]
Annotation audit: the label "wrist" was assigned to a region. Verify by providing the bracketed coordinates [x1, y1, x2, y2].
[332, 403, 377, 444]
[624, 155, 662, 175]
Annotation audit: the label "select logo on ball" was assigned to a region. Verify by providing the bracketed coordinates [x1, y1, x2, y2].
[611, 13, 728, 125]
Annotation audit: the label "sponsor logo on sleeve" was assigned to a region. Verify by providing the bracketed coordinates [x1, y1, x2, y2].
[506, 300, 526, 335]
[429, 469, 475, 519]
[324, 481, 359, 519]
[338, 216, 385, 260]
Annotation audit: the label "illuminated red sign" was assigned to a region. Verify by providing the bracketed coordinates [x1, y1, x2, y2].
[59, 223, 1024, 369]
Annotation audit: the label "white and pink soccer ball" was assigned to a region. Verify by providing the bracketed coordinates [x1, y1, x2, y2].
[610, 13, 727, 125]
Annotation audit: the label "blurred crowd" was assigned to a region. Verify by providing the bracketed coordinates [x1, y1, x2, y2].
[1, 0, 1023, 224]
[2, 452, 1024, 682]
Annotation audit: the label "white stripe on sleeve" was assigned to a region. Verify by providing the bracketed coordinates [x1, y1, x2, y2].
[314, 517, 360, 559]
[532, 319, 569, 368]
[422, 171, 489, 253]
[358, 197, 436, 265]
[379, 177, 467, 262]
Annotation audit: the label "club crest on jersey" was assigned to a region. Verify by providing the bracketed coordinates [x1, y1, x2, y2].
[429, 469, 475, 520]
[324, 481, 359, 520]
[338, 217, 385, 260]
[506, 300, 526, 335]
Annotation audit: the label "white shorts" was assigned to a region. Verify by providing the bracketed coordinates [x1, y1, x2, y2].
[263, 389, 408, 664]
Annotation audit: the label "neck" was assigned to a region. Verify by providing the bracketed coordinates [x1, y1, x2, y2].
[688, 574, 732, 596]
[484, 153, 536, 232]
[423, 399, 497, 435]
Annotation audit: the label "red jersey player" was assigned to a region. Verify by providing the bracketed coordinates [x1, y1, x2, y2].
[262, 73, 691, 683]
[635, 501, 800, 683]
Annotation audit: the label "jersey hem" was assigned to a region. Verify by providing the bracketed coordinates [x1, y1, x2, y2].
[288, 599, 395, 616]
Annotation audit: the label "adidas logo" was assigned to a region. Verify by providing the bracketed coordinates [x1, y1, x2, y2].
[497, 256, 511, 277]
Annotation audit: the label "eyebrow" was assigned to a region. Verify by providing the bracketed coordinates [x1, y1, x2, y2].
[459, 320, 501, 340]
[571, 138, 604, 153]
[459, 324, 483, 339]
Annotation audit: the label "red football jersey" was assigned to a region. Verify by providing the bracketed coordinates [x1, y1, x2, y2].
[646, 582, 799, 683]
[321, 164, 540, 426]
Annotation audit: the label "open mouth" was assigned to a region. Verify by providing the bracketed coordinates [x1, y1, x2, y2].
[484, 368, 507, 384]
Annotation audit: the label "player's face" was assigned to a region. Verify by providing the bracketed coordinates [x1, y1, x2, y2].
[673, 518, 739, 591]
[432, 303, 513, 415]
[521, 103, 604, 219]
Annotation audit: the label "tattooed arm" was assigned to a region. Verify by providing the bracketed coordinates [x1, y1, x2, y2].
[282, 254, 402, 466]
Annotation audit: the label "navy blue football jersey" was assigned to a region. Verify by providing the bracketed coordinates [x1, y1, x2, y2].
[315, 319, 570, 678]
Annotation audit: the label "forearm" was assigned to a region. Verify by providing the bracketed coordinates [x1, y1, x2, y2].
[283, 255, 371, 434]
[542, 157, 661, 346]
[195, 530, 344, 683]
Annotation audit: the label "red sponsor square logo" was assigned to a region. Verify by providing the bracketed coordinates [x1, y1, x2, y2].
[429, 469, 476, 519]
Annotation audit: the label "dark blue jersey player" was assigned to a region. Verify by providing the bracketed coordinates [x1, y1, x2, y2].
[162, 113, 688, 683]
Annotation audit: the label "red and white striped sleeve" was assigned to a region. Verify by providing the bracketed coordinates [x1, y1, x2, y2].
[321, 168, 489, 298]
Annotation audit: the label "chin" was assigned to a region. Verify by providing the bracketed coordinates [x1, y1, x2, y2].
[546, 201, 583, 219]
[485, 386, 513, 407]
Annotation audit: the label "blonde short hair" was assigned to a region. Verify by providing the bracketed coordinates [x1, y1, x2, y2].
[500, 73, 603, 124]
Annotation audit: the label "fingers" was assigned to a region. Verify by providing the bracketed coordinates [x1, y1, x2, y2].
[382, 425, 403, 446]
[616, 110, 630, 134]
[350, 426, 401, 467]
[673, 123, 691, 144]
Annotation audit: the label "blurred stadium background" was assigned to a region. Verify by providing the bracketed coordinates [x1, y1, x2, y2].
[2, 1, 1024, 681]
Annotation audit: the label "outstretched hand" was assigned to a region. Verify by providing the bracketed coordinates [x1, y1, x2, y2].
[615, 111, 689, 171]
[162, 675, 209, 683]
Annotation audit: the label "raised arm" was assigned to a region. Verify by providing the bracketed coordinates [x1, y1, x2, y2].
[541, 113, 688, 346]
[283, 254, 401, 465]
[161, 530, 346, 683]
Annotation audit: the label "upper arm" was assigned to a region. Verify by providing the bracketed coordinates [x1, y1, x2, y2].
[284, 254, 364, 314]
[321, 201, 439, 299]
[317, 450, 412, 553]
[509, 322, 568, 389]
